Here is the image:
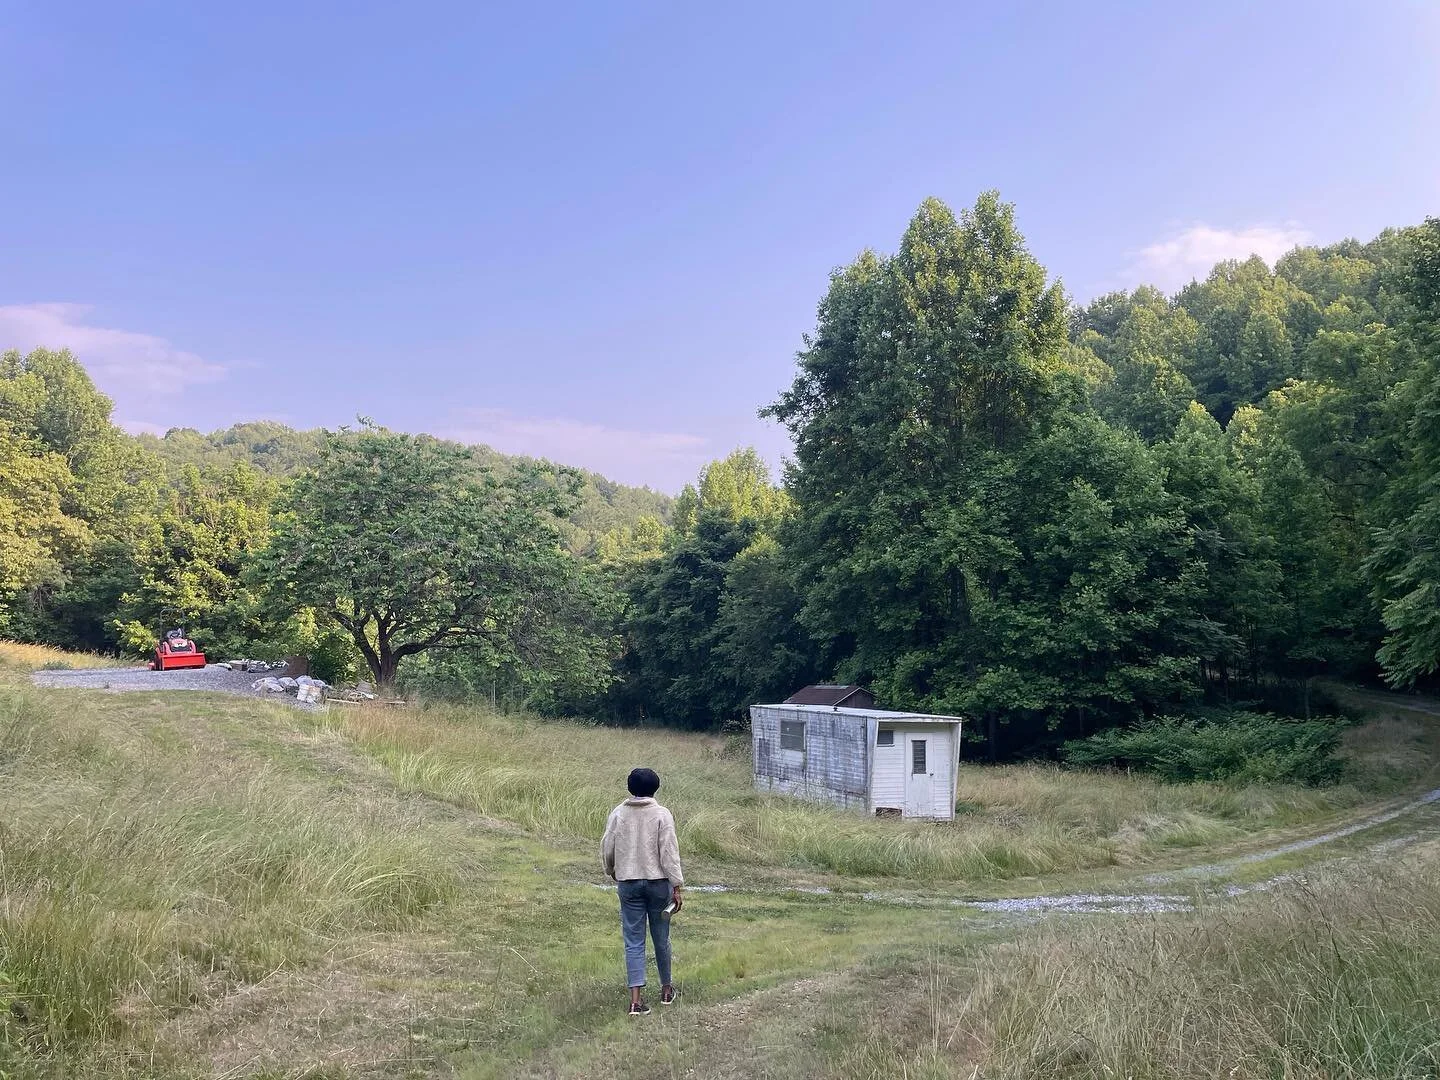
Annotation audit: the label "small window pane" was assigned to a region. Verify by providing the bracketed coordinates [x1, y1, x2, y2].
[780, 720, 805, 751]
[877, 729, 894, 746]
[911, 739, 927, 774]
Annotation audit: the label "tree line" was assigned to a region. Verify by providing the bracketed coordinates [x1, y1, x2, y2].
[3, 194, 1437, 762]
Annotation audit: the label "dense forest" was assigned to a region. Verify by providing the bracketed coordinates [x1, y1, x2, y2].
[3, 194, 1437, 764]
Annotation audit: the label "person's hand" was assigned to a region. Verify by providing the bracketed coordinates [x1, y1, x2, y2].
[671, 886, 684, 913]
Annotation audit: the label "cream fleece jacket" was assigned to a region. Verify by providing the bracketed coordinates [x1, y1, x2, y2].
[601, 797, 684, 884]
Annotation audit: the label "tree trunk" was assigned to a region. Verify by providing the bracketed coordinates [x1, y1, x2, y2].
[376, 618, 398, 688]
[349, 627, 384, 688]
[986, 710, 998, 762]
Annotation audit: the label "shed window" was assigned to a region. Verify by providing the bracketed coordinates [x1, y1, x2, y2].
[876, 729, 894, 746]
[780, 720, 805, 752]
[911, 739, 927, 774]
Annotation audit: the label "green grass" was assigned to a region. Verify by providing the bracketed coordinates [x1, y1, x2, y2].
[3, 648, 1439, 1078]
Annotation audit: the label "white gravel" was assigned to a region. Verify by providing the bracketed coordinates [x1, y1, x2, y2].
[31, 663, 300, 701]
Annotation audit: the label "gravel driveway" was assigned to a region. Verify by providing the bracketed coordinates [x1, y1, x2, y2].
[31, 664, 288, 699]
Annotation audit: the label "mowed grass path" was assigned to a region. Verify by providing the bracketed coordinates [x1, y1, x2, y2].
[0, 648, 984, 1077]
[4, 641, 1440, 1078]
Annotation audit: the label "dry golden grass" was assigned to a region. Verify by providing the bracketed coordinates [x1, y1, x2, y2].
[0, 639, 126, 672]
[892, 852, 1440, 1078]
[307, 699, 1438, 886]
[0, 676, 459, 1077]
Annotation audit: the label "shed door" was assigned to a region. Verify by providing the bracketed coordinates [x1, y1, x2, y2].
[904, 733, 933, 816]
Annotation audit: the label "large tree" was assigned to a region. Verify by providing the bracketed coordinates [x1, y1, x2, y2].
[259, 424, 605, 687]
[767, 194, 1203, 755]
[1368, 218, 1440, 686]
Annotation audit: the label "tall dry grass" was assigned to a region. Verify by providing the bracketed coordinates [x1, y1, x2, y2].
[944, 853, 1440, 1078]
[0, 680, 457, 1073]
[0, 640, 126, 672]
[310, 701, 1426, 884]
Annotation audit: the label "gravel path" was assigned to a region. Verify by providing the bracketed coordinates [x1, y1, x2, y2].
[31, 663, 286, 699]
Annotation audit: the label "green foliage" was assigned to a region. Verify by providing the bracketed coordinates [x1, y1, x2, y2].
[616, 510, 759, 726]
[1076, 286, 1199, 441]
[766, 194, 1200, 755]
[607, 448, 807, 728]
[1063, 711, 1346, 786]
[258, 423, 617, 689]
[673, 447, 791, 537]
[1079, 220, 1438, 696]
[4, 199, 1439, 752]
[1367, 218, 1440, 687]
[0, 348, 115, 464]
[110, 462, 279, 658]
[137, 421, 673, 552]
[0, 423, 89, 629]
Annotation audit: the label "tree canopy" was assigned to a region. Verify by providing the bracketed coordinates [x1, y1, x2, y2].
[4, 199, 1438, 751]
[258, 424, 613, 689]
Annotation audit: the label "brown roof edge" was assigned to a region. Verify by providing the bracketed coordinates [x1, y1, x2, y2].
[782, 684, 876, 707]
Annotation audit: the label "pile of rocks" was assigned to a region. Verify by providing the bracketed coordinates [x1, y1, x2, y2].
[218, 659, 288, 673]
[328, 681, 379, 703]
[251, 673, 329, 703]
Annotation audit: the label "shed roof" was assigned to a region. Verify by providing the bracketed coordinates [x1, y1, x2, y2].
[783, 684, 876, 707]
[757, 703, 965, 724]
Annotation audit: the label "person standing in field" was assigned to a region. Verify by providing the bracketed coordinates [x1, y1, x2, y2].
[601, 767, 684, 1015]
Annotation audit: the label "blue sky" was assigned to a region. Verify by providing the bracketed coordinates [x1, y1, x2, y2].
[2, 1, 1437, 492]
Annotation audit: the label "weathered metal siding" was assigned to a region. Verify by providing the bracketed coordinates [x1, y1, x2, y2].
[750, 705, 870, 811]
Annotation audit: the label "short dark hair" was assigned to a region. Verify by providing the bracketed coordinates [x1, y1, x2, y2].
[627, 767, 661, 797]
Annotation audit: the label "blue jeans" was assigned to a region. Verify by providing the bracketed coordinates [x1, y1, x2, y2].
[618, 878, 673, 989]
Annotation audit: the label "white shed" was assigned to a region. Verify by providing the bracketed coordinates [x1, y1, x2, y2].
[750, 703, 963, 820]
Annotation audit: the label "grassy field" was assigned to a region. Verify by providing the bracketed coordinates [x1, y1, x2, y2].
[311, 693, 1440, 889]
[0, 640, 127, 671]
[2, 640, 1439, 1078]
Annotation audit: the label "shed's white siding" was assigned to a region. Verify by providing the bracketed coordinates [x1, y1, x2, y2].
[920, 726, 956, 821]
[870, 724, 957, 820]
[870, 728, 906, 810]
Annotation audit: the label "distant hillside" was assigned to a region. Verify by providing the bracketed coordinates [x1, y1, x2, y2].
[135, 422, 673, 548]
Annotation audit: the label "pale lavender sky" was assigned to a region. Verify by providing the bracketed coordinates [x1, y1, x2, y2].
[3, 2, 1437, 491]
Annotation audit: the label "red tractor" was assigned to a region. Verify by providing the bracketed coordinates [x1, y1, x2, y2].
[150, 628, 207, 671]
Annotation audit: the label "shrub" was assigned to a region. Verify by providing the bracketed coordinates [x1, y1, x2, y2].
[1062, 711, 1346, 786]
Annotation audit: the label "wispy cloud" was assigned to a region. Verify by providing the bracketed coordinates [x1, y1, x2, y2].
[0, 302, 225, 395]
[1129, 224, 1313, 292]
[439, 408, 710, 491]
